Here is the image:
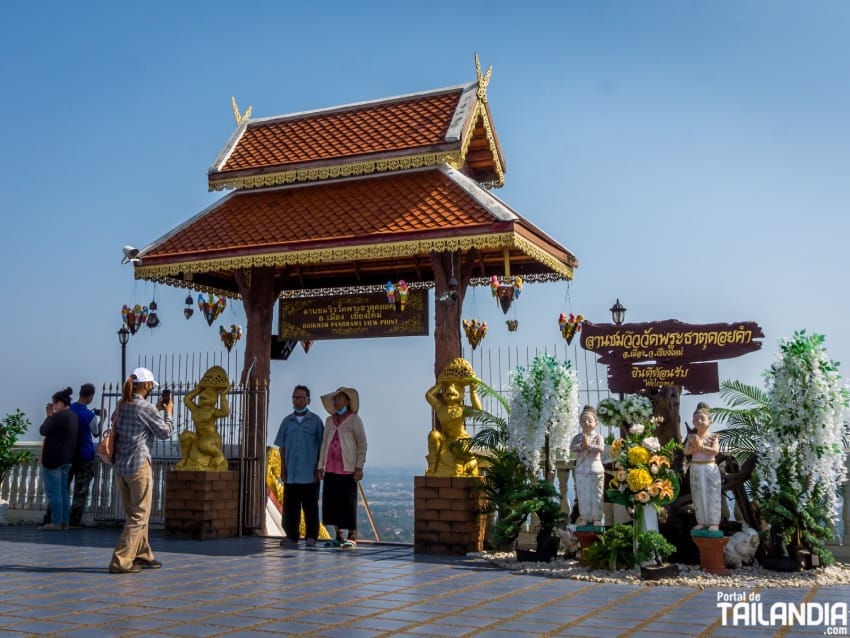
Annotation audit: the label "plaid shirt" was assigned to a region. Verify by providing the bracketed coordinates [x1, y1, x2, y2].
[112, 394, 173, 477]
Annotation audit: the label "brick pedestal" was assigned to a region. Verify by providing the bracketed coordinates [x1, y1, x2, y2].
[692, 533, 729, 575]
[165, 470, 239, 540]
[414, 476, 486, 555]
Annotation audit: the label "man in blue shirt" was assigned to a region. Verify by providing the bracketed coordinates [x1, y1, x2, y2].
[274, 385, 324, 547]
[67, 383, 102, 527]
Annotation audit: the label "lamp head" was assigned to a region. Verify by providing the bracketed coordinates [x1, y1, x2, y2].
[121, 245, 141, 265]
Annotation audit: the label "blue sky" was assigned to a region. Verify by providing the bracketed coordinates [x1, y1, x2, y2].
[1, 1, 848, 469]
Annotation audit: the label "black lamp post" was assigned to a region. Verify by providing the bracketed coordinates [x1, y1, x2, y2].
[117, 326, 130, 382]
[609, 298, 627, 326]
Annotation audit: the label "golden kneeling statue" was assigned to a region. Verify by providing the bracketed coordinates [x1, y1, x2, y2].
[176, 366, 230, 471]
[425, 358, 481, 477]
[265, 447, 330, 540]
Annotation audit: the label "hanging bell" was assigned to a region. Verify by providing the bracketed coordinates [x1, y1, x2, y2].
[146, 300, 160, 328]
[184, 293, 194, 319]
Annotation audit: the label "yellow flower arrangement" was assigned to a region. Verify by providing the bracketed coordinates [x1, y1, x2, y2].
[606, 405, 681, 512]
[611, 439, 624, 457]
[628, 446, 650, 466]
[627, 468, 653, 492]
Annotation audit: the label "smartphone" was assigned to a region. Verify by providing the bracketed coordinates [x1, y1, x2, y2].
[161, 388, 171, 405]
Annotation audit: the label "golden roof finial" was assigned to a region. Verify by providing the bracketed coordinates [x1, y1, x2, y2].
[231, 96, 253, 126]
[474, 53, 492, 103]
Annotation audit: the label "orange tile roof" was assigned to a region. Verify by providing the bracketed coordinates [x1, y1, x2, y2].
[208, 83, 505, 190]
[224, 91, 462, 170]
[137, 167, 575, 296]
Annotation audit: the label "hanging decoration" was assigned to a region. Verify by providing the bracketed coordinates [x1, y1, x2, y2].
[146, 299, 160, 329]
[558, 313, 585, 345]
[490, 275, 522, 314]
[506, 319, 519, 332]
[463, 319, 487, 350]
[219, 324, 242, 352]
[183, 294, 194, 320]
[121, 304, 148, 335]
[385, 280, 409, 312]
[198, 293, 227, 327]
[301, 340, 314, 354]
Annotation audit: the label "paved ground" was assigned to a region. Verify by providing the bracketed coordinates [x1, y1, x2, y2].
[0, 525, 848, 637]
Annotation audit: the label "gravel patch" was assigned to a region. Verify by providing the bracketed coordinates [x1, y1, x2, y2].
[472, 551, 850, 588]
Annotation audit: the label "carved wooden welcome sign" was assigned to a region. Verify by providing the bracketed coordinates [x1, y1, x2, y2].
[581, 320, 764, 394]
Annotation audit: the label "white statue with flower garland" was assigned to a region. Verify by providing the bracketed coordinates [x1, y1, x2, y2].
[570, 405, 605, 527]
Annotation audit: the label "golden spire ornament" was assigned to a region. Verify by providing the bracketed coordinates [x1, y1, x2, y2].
[231, 96, 253, 126]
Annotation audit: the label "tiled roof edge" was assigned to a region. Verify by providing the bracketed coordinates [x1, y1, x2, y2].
[439, 166, 516, 222]
[209, 122, 248, 174]
[445, 83, 478, 143]
[244, 82, 475, 127]
[136, 192, 239, 261]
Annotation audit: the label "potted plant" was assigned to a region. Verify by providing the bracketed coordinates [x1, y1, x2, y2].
[505, 354, 579, 558]
[584, 524, 637, 570]
[0, 410, 33, 522]
[636, 530, 678, 579]
[454, 359, 578, 560]
[752, 332, 849, 569]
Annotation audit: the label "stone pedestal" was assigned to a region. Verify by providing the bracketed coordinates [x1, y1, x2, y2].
[414, 476, 486, 555]
[574, 529, 601, 565]
[165, 470, 239, 540]
[692, 533, 729, 575]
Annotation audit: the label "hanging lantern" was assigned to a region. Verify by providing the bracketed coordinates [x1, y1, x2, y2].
[490, 275, 522, 314]
[184, 294, 194, 319]
[146, 300, 160, 329]
[558, 313, 584, 345]
[463, 319, 487, 350]
[198, 293, 227, 327]
[219, 324, 242, 352]
[385, 280, 409, 312]
[121, 304, 149, 335]
[301, 340, 314, 354]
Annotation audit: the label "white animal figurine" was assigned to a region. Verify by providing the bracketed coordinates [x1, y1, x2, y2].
[724, 527, 760, 569]
[557, 526, 580, 558]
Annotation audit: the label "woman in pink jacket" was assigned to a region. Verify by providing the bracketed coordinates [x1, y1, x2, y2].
[317, 387, 367, 548]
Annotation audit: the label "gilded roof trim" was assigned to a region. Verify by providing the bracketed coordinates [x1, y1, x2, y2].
[208, 150, 464, 192]
[134, 230, 574, 281]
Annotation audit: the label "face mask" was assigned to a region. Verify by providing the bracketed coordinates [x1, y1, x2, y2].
[336, 406, 348, 416]
[294, 406, 308, 414]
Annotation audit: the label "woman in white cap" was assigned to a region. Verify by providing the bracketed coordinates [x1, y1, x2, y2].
[108, 368, 173, 574]
[317, 387, 367, 548]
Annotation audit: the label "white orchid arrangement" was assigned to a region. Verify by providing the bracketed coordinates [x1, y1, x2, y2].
[597, 394, 653, 428]
[756, 331, 849, 560]
[507, 354, 579, 472]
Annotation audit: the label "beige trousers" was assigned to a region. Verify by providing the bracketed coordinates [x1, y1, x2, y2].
[110, 462, 156, 570]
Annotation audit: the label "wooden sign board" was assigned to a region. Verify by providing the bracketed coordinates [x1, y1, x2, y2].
[580, 320, 764, 365]
[608, 361, 719, 395]
[278, 290, 429, 341]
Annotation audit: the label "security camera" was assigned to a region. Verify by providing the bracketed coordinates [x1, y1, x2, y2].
[121, 245, 141, 265]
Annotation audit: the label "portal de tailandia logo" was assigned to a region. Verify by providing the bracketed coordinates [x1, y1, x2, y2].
[717, 591, 848, 633]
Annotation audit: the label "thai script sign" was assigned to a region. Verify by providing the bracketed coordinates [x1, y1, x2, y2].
[581, 320, 764, 365]
[608, 362, 719, 394]
[278, 291, 429, 340]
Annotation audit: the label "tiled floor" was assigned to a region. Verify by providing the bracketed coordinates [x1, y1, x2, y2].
[0, 525, 847, 637]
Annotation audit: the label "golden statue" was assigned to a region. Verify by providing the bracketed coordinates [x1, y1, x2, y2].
[176, 366, 230, 471]
[425, 358, 481, 477]
[265, 447, 331, 540]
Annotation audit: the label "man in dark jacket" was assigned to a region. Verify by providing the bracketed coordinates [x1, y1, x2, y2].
[39, 387, 78, 530]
